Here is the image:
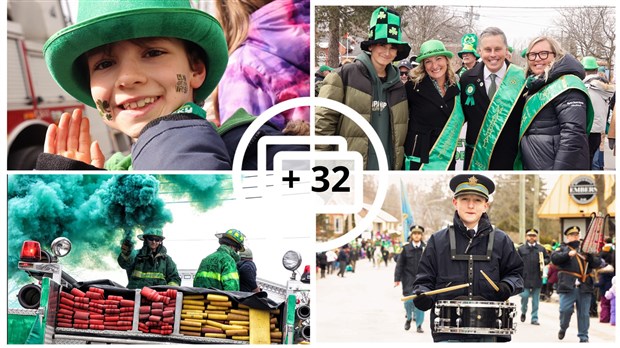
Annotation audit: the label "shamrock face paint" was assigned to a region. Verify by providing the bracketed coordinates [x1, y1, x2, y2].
[176, 74, 188, 94]
[96, 99, 112, 120]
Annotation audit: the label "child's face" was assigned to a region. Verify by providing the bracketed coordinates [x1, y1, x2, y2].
[87, 38, 206, 139]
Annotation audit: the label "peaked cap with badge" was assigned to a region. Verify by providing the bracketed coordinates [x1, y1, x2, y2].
[563, 226, 581, 236]
[449, 174, 495, 200]
[409, 224, 424, 234]
[526, 228, 539, 236]
[360, 7, 411, 61]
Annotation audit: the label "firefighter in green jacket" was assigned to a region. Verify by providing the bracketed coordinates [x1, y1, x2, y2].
[193, 229, 246, 291]
[118, 228, 181, 289]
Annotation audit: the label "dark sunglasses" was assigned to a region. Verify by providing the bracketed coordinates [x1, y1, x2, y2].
[400, 71, 409, 76]
[145, 236, 162, 242]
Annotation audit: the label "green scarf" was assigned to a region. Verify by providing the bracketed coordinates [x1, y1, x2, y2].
[513, 74, 594, 169]
[415, 95, 464, 170]
[469, 64, 526, 170]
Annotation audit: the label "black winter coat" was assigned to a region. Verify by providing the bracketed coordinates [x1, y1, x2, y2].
[520, 54, 590, 170]
[413, 212, 523, 342]
[551, 241, 603, 294]
[404, 76, 460, 169]
[459, 61, 525, 170]
[394, 241, 426, 296]
[517, 243, 550, 288]
[237, 259, 258, 293]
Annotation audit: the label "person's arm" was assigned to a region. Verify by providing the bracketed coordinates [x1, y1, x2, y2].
[117, 241, 136, 271]
[315, 71, 345, 151]
[247, 264, 260, 293]
[553, 90, 589, 169]
[44, 109, 106, 168]
[221, 258, 240, 291]
[550, 247, 572, 266]
[394, 246, 405, 286]
[165, 257, 181, 286]
[543, 247, 551, 265]
[217, 60, 273, 125]
[498, 234, 524, 296]
[412, 236, 437, 293]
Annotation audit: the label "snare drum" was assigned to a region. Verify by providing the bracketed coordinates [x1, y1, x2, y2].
[433, 300, 516, 335]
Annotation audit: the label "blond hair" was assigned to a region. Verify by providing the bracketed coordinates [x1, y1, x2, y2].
[410, 56, 457, 88]
[525, 36, 565, 80]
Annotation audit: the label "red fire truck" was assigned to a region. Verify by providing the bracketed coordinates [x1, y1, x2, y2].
[6, 0, 130, 169]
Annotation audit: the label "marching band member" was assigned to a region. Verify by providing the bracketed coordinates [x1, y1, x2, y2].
[412, 174, 523, 342]
[551, 226, 603, 343]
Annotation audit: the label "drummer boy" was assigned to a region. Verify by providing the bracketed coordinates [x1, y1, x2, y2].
[411, 174, 524, 342]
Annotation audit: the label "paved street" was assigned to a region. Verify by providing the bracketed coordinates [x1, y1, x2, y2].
[316, 258, 616, 343]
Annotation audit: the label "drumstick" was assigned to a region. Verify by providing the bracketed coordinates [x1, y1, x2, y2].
[480, 270, 499, 292]
[401, 283, 471, 301]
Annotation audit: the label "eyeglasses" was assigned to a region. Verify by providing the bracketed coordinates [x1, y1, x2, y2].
[400, 71, 409, 76]
[527, 51, 555, 61]
[145, 236, 162, 242]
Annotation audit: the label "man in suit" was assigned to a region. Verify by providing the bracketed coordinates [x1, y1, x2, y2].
[460, 27, 526, 170]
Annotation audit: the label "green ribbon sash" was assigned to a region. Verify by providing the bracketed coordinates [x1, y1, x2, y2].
[469, 65, 526, 170]
[513, 74, 594, 169]
[418, 95, 465, 170]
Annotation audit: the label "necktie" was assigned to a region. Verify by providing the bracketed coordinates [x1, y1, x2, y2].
[488, 73, 497, 100]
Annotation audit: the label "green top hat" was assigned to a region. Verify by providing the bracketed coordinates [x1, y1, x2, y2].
[215, 229, 246, 251]
[416, 40, 454, 63]
[564, 226, 581, 236]
[581, 56, 599, 70]
[43, 0, 228, 109]
[360, 7, 411, 61]
[138, 227, 165, 241]
[457, 33, 480, 59]
[449, 174, 495, 200]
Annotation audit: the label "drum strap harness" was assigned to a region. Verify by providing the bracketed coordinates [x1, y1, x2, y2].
[558, 246, 592, 283]
[449, 226, 495, 298]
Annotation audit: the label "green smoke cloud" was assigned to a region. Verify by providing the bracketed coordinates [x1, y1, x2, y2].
[7, 174, 173, 281]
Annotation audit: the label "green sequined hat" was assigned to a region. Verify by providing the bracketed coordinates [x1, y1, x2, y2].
[360, 7, 411, 61]
[416, 40, 454, 63]
[457, 33, 480, 59]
